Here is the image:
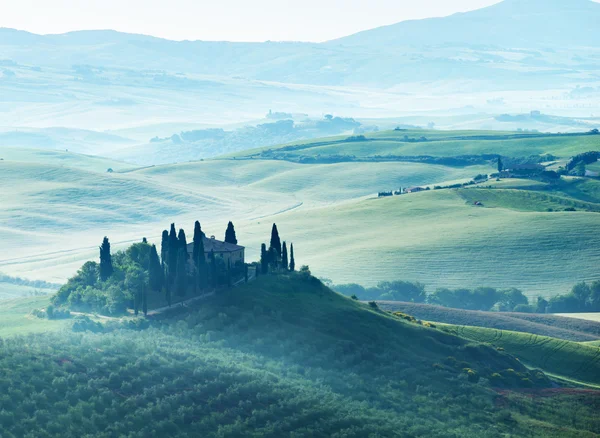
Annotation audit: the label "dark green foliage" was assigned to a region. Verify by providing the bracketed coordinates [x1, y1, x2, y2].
[289, 243, 295, 272]
[269, 247, 279, 271]
[281, 241, 289, 271]
[148, 244, 163, 292]
[335, 281, 426, 303]
[192, 221, 206, 292]
[5, 276, 600, 437]
[168, 224, 178, 283]
[260, 243, 269, 274]
[177, 228, 188, 255]
[160, 229, 169, 263]
[99, 237, 113, 281]
[224, 221, 238, 245]
[497, 156, 504, 172]
[175, 248, 187, 297]
[536, 296, 549, 314]
[269, 223, 282, 258]
[547, 281, 600, 313]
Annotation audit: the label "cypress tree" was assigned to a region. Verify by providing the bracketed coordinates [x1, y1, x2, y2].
[175, 247, 187, 297]
[225, 221, 238, 244]
[149, 244, 163, 292]
[192, 221, 205, 266]
[269, 247, 279, 271]
[168, 224, 178, 283]
[160, 230, 169, 263]
[99, 237, 113, 281]
[269, 224, 282, 258]
[178, 228, 188, 256]
[281, 241, 289, 271]
[142, 283, 148, 316]
[497, 156, 504, 173]
[289, 243, 295, 272]
[209, 250, 217, 287]
[260, 243, 269, 274]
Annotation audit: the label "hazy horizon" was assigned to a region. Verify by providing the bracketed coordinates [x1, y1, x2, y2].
[0, 0, 511, 42]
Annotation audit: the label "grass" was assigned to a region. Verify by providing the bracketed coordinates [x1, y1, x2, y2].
[555, 313, 600, 322]
[375, 302, 600, 342]
[238, 189, 600, 298]
[0, 282, 55, 300]
[458, 188, 600, 212]
[441, 324, 600, 387]
[0, 296, 69, 337]
[224, 129, 600, 161]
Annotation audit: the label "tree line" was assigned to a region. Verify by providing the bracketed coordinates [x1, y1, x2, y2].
[332, 280, 600, 314]
[259, 224, 295, 275]
[53, 220, 245, 315]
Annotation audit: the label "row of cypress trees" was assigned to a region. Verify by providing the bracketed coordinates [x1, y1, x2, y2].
[260, 224, 295, 275]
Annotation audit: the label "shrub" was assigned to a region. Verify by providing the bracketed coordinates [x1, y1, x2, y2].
[368, 301, 379, 309]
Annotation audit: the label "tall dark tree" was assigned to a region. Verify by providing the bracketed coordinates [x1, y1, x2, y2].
[192, 221, 205, 266]
[269, 247, 279, 271]
[281, 241, 289, 271]
[193, 221, 206, 292]
[160, 230, 169, 263]
[497, 156, 504, 173]
[209, 250, 217, 287]
[149, 244, 163, 292]
[269, 224, 282, 258]
[225, 221, 238, 245]
[142, 286, 148, 317]
[168, 224, 178, 283]
[260, 243, 269, 275]
[175, 248, 187, 297]
[99, 237, 113, 281]
[289, 243, 295, 272]
[178, 228, 188, 255]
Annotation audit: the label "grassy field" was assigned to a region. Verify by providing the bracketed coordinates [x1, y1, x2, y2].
[376, 302, 600, 342]
[0, 296, 69, 337]
[0, 282, 55, 300]
[238, 189, 600, 297]
[2, 129, 599, 298]
[442, 324, 600, 387]
[555, 313, 600, 322]
[225, 129, 600, 160]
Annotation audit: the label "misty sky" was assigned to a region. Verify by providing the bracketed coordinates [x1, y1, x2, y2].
[0, 0, 512, 42]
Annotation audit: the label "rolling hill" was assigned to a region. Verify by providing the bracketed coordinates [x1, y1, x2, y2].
[441, 324, 600, 387]
[1, 275, 599, 437]
[375, 302, 600, 342]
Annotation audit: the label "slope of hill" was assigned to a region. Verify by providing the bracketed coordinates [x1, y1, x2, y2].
[442, 324, 600, 387]
[331, 0, 600, 49]
[2, 275, 599, 436]
[227, 129, 600, 162]
[376, 302, 600, 342]
[238, 189, 600, 297]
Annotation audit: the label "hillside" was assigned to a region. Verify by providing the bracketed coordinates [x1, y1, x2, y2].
[331, 0, 600, 49]
[441, 324, 600, 387]
[226, 129, 600, 162]
[376, 302, 600, 342]
[1, 275, 599, 436]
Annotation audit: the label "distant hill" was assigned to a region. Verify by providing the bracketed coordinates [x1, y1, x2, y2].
[1, 0, 599, 89]
[331, 0, 600, 49]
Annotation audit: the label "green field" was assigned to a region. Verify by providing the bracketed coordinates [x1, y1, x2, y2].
[0, 296, 69, 337]
[442, 324, 600, 387]
[239, 189, 600, 297]
[2, 129, 599, 299]
[0, 282, 55, 300]
[225, 130, 600, 161]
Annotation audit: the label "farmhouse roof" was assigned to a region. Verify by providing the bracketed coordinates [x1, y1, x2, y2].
[186, 236, 244, 254]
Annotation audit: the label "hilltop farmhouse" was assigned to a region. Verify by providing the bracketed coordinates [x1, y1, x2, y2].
[187, 235, 245, 265]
